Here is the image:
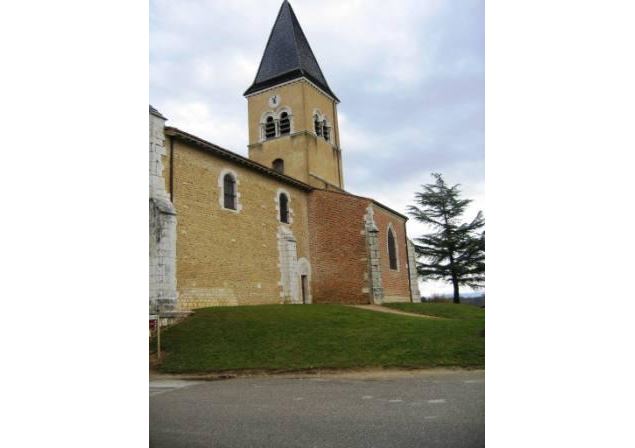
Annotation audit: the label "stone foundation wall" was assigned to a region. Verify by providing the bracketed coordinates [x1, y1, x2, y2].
[169, 139, 311, 310]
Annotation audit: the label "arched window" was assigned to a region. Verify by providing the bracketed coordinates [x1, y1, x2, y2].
[265, 116, 276, 139]
[272, 158, 284, 174]
[279, 112, 290, 135]
[314, 115, 322, 137]
[223, 173, 236, 210]
[279, 193, 289, 223]
[388, 228, 397, 270]
[322, 120, 330, 141]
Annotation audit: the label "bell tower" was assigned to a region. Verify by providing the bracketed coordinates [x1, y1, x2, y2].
[244, 0, 344, 189]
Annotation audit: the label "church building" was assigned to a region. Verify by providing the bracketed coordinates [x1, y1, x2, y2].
[150, 0, 420, 313]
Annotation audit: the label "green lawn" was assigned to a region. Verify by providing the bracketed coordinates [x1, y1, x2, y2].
[154, 304, 484, 373]
[382, 302, 485, 320]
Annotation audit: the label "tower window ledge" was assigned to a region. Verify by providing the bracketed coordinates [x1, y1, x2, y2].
[258, 130, 305, 144]
[310, 132, 340, 150]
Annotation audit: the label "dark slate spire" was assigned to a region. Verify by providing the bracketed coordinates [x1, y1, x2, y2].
[244, 0, 339, 101]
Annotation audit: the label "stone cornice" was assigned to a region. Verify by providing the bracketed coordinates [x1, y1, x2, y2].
[248, 129, 342, 152]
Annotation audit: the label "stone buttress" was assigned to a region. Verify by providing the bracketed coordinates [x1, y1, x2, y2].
[149, 106, 178, 313]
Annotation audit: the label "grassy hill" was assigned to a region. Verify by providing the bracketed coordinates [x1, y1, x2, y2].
[383, 302, 485, 320]
[153, 304, 484, 373]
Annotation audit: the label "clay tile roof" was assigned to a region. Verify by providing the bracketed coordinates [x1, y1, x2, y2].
[244, 0, 339, 101]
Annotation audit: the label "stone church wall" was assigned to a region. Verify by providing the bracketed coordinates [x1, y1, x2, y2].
[249, 132, 311, 184]
[407, 239, 421, 301]
[149, 111, 177, 312]
[247, 81, 308, 146]
[307, 190, 372, 304]
[247, 80, 343, 189]
[168, 139, 311, 310]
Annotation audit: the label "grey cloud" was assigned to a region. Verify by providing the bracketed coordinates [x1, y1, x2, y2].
[151, 0, 483, 204]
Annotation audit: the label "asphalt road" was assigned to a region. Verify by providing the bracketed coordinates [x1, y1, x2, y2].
[150, 370, 484, 448]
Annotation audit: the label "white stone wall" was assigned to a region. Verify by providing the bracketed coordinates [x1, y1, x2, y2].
[177, 287, 239, 307]
[364, 205, 384, 304]
[297, 257, 312, 304]
[149, 110, 178, 312]
[407, 239, 421, 302]
[277, 225, 300, 303]
[150, 113, 170, 201]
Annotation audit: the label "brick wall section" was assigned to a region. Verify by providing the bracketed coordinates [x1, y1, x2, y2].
[372, 205, 411, 302]
[170, 138, 311, 310]
[307, 190, 371, 304]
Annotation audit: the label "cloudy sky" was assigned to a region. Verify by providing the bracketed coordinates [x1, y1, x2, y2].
[150, 0, 484, 295]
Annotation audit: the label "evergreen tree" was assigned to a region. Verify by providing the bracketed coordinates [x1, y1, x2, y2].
[407, 173, 484, 303]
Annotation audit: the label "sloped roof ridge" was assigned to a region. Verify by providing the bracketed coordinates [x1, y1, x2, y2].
[315, 187, 409, 220]
[165, 126, 314, 191]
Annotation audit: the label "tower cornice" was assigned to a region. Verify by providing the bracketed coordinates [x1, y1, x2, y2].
[244, 76, 340, 104]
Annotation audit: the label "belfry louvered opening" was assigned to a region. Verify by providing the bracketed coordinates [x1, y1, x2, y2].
[314, 115, 322, 137]
[322, 120, 330, 141]
[279, 112, 290, 135]
[265, 116, 276, 139]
